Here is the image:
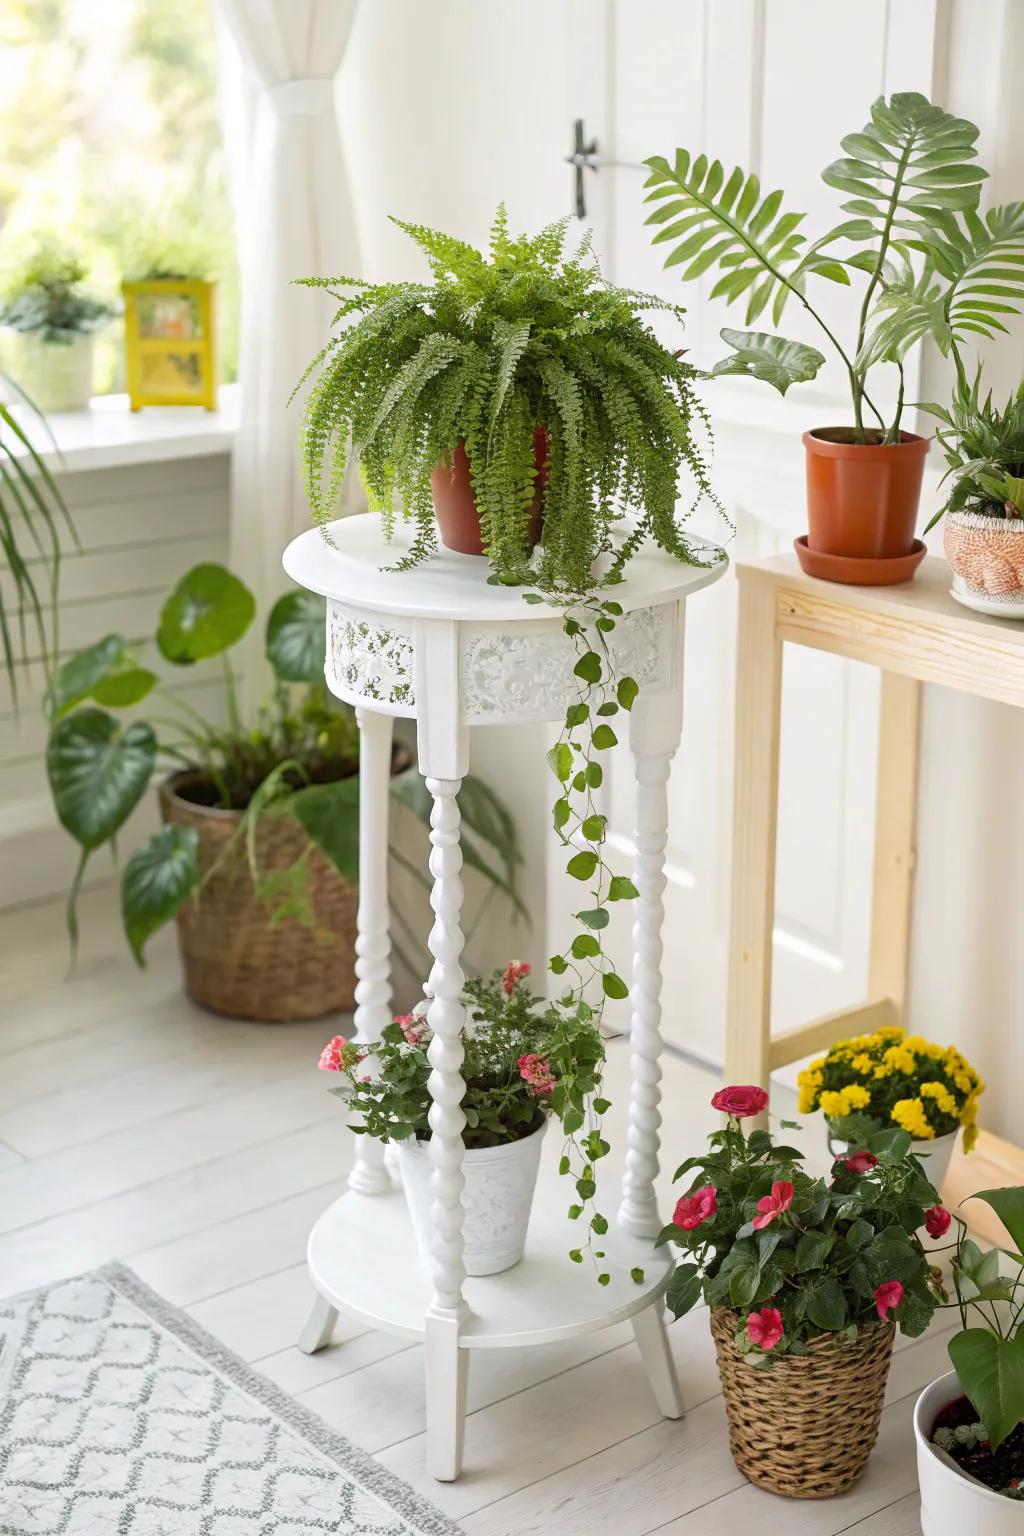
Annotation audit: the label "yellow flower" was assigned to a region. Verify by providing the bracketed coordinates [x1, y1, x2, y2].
[963, 1119, 979, 1154]
[843, 1083, 871, 1110]
[851, 1052, 874, 1075]
[873, 1063, 894, 1080]
[796, 1067, 822, 1114]
[876, 1026, 905, 1041]
[883, 1045, 917, 1076]
[892, 1097, 934, 1141]
[820, 1090, 852, 1117]
[904, 1035, 945, 1062]
[920, 1081, 958, 1118]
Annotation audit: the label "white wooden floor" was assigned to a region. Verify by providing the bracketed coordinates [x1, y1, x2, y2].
[0, 886, 934, 1534]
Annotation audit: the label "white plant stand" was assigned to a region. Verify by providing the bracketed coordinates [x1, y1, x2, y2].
[282, 514, 726, 1480]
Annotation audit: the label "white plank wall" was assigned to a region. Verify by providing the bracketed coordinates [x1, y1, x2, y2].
[0, 453, 232, 908]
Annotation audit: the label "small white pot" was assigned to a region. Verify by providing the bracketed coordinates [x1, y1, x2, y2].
[915, 1371, 1020, 1535]
[945, 510, 1024, 618]
[829, 1127, 958, 1197]
[397, 1118, 547, 1277]
[2, 330, 95, 414]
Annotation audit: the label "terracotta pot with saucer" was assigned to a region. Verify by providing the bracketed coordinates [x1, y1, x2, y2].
[431, 428, 548, 556]
[795, 428, 929, 586]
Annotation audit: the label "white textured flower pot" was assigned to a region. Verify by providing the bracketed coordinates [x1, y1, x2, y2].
[945, 510, 1024, 619]
[397, 1119, 547, 1277]
[915, 1371, 1020, 1536]
[2, 330, 95, 414]
[830, 1128, 957, 1197]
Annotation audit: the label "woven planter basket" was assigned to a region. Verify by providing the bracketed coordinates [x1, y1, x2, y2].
[159, 770, 357, 1022]
[710, 1306, 895, 1499]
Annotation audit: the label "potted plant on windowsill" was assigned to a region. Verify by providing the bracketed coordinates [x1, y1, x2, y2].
[318, 960, 606, 1276]
[644, 94, 1024, 585]
[0, 245, 112, 414]
[914, 1188, 1024, 1534]
[662, 1085, 942, 1498]
[797, 1026, 984, 1198]
[44, 562, 521, 1021]
[120, 224, 219, 411]
[922, 370, 1024, 616]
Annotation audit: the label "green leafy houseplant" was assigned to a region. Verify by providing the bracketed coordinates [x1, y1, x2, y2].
[926, 1188, 1024, 1493]
[644, 94, 1024, 438]
[923, 373, 1024, 528]
[44, 562, 522, 984]
[298, 205, 720, 592]
[0, 247, 112, 344]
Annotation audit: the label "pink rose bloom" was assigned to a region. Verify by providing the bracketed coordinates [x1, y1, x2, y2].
[395, 1012, 427, 1045]
[318, 1035, 348, 1072]
[503, 960, 532, 997]
[711, 1084, 768, 1118]
[874, 1281, 904, 1320]
[845, 1151, 879, 1175]
[752, 1180, 795, 1231]
[517, 1052, 556, 1097]
[673, 1185, 717, 1231]
[925, 1205, 951, 1238]
[746, 1306, 784, 1352]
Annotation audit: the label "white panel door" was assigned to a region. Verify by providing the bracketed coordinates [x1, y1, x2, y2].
[566, 0, 948, 1063]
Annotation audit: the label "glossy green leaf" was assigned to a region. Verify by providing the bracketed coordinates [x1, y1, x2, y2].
[287, 776, 360, 883]
[47, 709, 156, 850]
[607, 875, 639, 901]
[666, 1263, 703, 1319]
[573, 651, 602, 685]
[602, 971, 628, 1000]
[266, 589, 326, 683]
[591, 724, 617, 750]
[616, 676, 638, 710]
[566, 850, 598, 881]
[576, 907, 610, 930]
[968, 1187, 1024, 1257]
[93, 668, 158, 709]
[805, 1275, 847, 1331]
[121, 825, 200, 964]
[571, 933, 600, 959]
[52, 635, 127, 717]
[157, 563, 256, 664]
[547, 742, 573, 782]
[711, 329, 826, 395]
[948, 1328, 1024, 1450]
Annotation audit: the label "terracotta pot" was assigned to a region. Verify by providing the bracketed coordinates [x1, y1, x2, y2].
[431, 428, 547, 556]
[804, 428, 929, 560]
[944, 510, 1024, 615]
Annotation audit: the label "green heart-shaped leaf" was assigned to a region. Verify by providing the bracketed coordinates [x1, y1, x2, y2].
[949, 1328, 1024, 1450]
[266, 589, 326, 683]
[92, 667, 158, 709]
[47, 709, 156, 849]
[288, 776, 361, 884]
[157, 564, 255, 665]
[121, 825, 201, 964]
[52, 635, 127, 717]
[968, 1188, 1024, 1258]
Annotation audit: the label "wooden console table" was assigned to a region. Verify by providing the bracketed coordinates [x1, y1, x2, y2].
[724, 552, 1024, 1235]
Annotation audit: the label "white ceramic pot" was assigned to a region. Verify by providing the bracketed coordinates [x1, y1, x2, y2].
[945, 510, 1024, 618]
[2, 329, 95, 414]
[915, 1371, 1021, 1535]
[397, 1118, 547, 1277]
[829, 1127, 958, 1197]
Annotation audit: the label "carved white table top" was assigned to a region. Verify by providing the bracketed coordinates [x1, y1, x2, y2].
[282, 514, 727, 725]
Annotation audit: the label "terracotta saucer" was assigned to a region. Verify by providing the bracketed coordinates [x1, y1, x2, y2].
[794, 536, 927, 586]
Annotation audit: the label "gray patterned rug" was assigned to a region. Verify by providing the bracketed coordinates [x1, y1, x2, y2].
[0, 1263, 461, 1536]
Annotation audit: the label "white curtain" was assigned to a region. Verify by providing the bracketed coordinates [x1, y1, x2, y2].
[215, 0, 361, 676]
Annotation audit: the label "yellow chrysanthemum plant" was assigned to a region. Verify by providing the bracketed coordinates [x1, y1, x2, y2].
[797, 1027, 984, 1154]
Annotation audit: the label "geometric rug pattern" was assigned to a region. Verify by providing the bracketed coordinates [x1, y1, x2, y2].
[0, 1263, 461, 1536]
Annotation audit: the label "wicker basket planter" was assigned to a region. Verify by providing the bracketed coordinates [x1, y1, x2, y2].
[159, 771, 357, 1022]
[710, 1306, 895, 1498]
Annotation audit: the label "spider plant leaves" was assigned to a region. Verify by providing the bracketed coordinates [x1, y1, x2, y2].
[121, 824, 200, 965]
[644, 152, 849, 329]
[156, 563, 255, 666]
[710, 329, 826, 395]
[266, 589, 326, 684]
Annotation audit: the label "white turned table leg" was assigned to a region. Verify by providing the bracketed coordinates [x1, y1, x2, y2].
[348, 706, 394, 1197]
[297, 1293, 338, 1355]
[631, 1304, 685, 1419]
[617, 679, 683, 1240]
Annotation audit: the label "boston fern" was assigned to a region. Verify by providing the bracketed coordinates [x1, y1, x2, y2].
[297, 206, 718, 591]
[645, 93, 1024, 442]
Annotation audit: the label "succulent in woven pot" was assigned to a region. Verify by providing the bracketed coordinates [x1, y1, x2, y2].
[660, 1085, 944, 1497]
[44, 562, 522, 1018]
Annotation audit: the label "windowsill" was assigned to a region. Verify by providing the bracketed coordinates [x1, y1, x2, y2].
[4, 382, 240, 474]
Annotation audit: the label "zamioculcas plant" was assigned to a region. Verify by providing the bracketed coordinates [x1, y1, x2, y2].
[644, 93, 1024, 577]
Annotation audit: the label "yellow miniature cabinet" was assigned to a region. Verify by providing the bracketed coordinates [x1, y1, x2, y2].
[122, 279, 216, 410]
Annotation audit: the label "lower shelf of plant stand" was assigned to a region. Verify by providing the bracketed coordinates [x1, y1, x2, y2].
[307, 1186, 674, 1349]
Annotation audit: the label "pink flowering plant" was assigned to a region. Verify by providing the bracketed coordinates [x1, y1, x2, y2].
[659, 1087, 943, 1364]
[320, 961, 614, 1270]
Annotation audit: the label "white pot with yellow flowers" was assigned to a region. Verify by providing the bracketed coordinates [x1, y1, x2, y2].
[797, 1028, 984, 1200]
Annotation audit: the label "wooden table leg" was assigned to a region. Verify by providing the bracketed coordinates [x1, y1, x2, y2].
[868, 672, 920, 1023]
[724, 575, 783, 1095]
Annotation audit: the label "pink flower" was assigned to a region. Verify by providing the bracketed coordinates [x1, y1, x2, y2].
[318, 1035, 348, 1072]
[395, 1012, 428, 1045]
[752, 1180, 795, 1231]
[845, 1151, 879, 1175]
[517, 1053, 556, 1097]
[673, 1185, 717, 1231]
[746, 1306, 784, 1352]
[874, 1281, 904, 1320]
[711, 1084, 768, 1118]
[503, 960, 532, 997]
[925, 1205, 951, 1239]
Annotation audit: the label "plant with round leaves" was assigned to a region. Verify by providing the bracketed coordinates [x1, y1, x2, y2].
[296, 204, 725, 591]
[645, 93, 1024, 443]
[44, 564, 523, 971]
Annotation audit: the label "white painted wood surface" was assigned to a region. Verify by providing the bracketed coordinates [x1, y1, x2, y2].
[0, 886, 943, 1533]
